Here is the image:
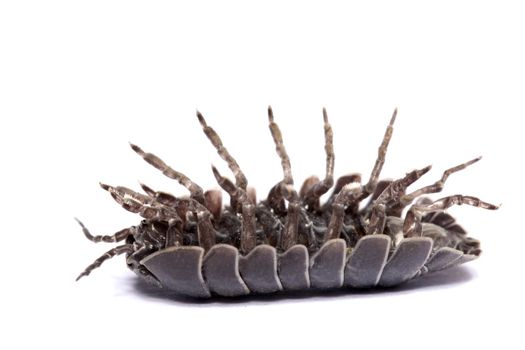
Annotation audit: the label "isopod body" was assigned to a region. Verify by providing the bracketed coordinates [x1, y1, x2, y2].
[76, 107, 498, 298]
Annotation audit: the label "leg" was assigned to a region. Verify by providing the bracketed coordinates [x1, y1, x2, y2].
[101, 183, 180, 221]
[76, 244, 134, 281]
[100, 183, 153, 205]
[403, 194, 499, 237]
[164, 218, 184, 247]
[195, 208, 217, 252]
[361, 165, 431, 220]
[75, 218, 132, 243]
[367, 203, 387, 235]
[267, 106, 302, 249]
[360, 179, 392, 214]
[240, 202, 257, 253]
[211, 165, 248, 212]
[360, 108, 397, 199]
[255, 205, 284, 247]
[279, 200, 300, 251]
[129, 143, 205, 204]
[211, 166, 256, 252]
[397, 157, 481, 209]
[324, 183, 362, 241]
[197, 111, 248, 190]
[139, 183, 178, 206]
[267, 106, 295, 188]
[375, 165, 432, 205]
[302, 108, 335, 211]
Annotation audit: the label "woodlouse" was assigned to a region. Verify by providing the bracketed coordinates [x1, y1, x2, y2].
[76, 107, 498, 298]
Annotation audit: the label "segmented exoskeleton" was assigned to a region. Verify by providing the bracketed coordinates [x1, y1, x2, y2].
[76, 107, 498, 298]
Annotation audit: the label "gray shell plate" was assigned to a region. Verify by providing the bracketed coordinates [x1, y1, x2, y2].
[140, 235, 477, 298]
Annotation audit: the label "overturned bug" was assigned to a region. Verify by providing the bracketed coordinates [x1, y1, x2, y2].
[76, 107, 498, 298]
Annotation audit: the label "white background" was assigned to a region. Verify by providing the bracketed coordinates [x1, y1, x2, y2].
[1, 1, 523, 349]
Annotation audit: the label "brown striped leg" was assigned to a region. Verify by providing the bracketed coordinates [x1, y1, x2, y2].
[75, 218, 132, 243]
[367, 165, 432, 217]
[268, 106, 295, 188]
[139, 183, 178, 206]
[100, 182, 154, 205]
[197, 111, 248, 190]
[403, 194, 499, 237]
[324, 183, 362, 241]
[279, 184, 300, 250]
[76, 244, 134, 281]
[302, 108, 335, 211]
[195, 209, 217, 252]
[359, 108, 398, 200]
[360, 179, 392, 214]
[366, 165, 432, 233]
[397, 157, 481, 210]
[100, 183, 179, 221]
[139, 183, 216, 250]
[211, 166, 256, 253]
[164, 218, 184, 247]
[267, 106, 301, 250]
[129, 143, 205, 204]
[367, 204, 387, 235]
[374, 165, 432, 205]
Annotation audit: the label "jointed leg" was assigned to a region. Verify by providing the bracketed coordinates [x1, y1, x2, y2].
[324, 183, 362, 241]
[403, 194, 499, 237]
[139, 183, 178, 207]
[397, 157, 481, 209]
[363, 165, 432, 225]
[100, 183, 153, 205]
[302, 108, 335, 211]
[360, 108, 397, 199]
[75, 218, 132, 243]
[129, 143, 205, 204]
[211, 166, 256, 252]
[374, 165, 432, 205]
[165, 218, 184, 247]
[100, 182, 180, 221]
[195, 209, 217, 252]
[267, 106, 302, 249]
[197, 111, 248, 190]
[76, 244, 134, 281]
[268, 106, 295, 188]
[266, 106, 300, 203]
[140, 180, 216, 250]
[367, 204, 387, 235]
[368, 165, 430, 213]
[211, 165, 249, 211]
[360, 179, 392, 214]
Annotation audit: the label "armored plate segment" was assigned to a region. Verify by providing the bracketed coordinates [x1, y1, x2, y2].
[141, 246, 211, 298]
[202, 244, 249, 297]
[277, 245, 310, 290]
[344, 235, 391, 288]
[309, 239, 346, 289]
[378, 237, 433, 287]
[238, 245, 283, 294]
[424, 247, 464, 273]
